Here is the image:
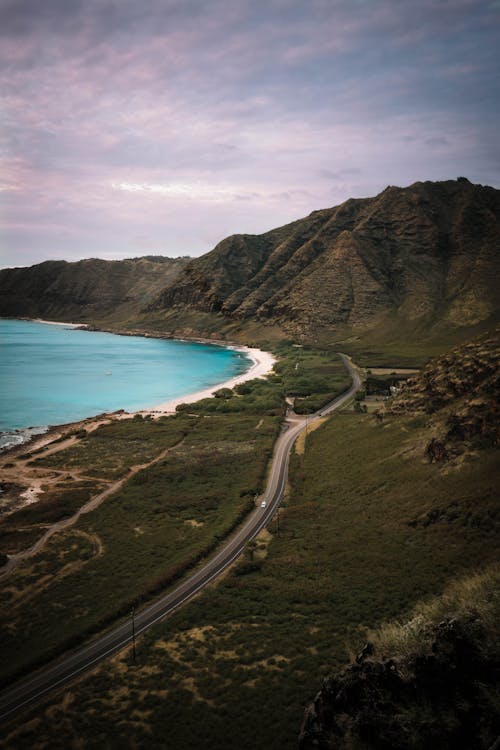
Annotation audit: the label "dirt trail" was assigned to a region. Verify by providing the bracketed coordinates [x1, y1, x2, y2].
[6, 530, 105, 609]
[1, 417, 116, 511]
[1, 439, 182, 579]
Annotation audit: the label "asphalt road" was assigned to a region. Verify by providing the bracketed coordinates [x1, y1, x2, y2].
[0, 353, 362, 722]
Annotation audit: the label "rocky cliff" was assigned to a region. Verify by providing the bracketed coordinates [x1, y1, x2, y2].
[0, 256, 189, 323]
[299, 566, 500, 750]
[385, 328, 500, 457]
[150, 179, 500, 342]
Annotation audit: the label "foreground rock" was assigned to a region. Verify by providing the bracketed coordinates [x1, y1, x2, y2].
[299, 568, 500, 750]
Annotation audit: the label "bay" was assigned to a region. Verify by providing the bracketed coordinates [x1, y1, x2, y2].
[0, 319, 249, 446]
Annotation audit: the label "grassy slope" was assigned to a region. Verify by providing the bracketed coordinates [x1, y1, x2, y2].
[319, 311, 500, 367]
[0, 412, 279, 685]
[3, 405, 498, 749]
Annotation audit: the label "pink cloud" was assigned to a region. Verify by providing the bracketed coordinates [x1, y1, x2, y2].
[0, 0, 498, 268]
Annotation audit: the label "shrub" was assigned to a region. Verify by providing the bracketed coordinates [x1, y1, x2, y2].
[233, 560, 263, 576]
[214, 388, 234, 399]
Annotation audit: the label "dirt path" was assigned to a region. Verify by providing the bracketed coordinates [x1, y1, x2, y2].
[1, 417, 117, 512]
[0, 439, 183, 579]
[6, 530, 105, 609]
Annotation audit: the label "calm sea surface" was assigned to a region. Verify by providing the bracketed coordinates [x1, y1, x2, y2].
[0, 319, 249, 447]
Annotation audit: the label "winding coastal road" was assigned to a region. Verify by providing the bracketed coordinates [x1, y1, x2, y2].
[0, 353, 362, 722]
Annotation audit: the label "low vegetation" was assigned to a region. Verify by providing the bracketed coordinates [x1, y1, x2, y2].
[0, 412, 279, 685]
[176, 343, 351, 416]
[31, 416, 185, 479]
[3, 389, 498, 748]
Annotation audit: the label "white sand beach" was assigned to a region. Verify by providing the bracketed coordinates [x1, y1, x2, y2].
[34, 318, 87, 328]
[144, 346, 276, 415]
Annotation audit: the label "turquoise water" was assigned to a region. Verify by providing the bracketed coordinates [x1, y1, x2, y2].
[0, 319, 249, 445]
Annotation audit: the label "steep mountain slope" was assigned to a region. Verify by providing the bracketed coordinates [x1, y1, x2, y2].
[2, 180, 498, 357]
[150, 179, 500, 344]
[0, 256, 189, 323]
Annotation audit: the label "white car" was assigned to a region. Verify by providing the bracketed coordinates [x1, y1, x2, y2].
[261, 500, 267, 508]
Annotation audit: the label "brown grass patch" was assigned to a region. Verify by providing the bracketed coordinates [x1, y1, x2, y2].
[369, 368, 420, 375]
[295, 418, 326, 455]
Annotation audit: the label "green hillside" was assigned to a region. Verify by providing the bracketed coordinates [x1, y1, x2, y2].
[2, 334, 498, 749]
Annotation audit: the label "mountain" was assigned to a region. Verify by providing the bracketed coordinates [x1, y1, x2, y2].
[1, 179, 499, 360]
[0, 256, 189, 323]
[148, 178, 500, 353]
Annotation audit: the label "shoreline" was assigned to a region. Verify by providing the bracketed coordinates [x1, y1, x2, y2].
[1, 319, 276, 451]
[31, 318, 276, 414]
[144, 346, 276, 414]
[33, 318, 88, 329]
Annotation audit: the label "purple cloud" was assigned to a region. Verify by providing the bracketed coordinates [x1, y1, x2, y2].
[0, 0, 499, 267]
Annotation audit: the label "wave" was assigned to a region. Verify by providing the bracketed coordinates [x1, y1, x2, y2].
[0, 426, 48, 453]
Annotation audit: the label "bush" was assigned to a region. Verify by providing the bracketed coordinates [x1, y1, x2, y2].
[233, 560, 263, 576]
[214, 388, 233, 399]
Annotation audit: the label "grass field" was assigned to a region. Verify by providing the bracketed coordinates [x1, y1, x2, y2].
[31, 416, 186, 479]
[3, 406, 498, 749]
[0, 411, 279, 685]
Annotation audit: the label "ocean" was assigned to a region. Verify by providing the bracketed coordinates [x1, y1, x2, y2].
[0, 319, 250, 449]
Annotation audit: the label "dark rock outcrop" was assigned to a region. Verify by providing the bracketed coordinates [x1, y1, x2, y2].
[299, 615, 500, 750]
[386, 329, 500, 455]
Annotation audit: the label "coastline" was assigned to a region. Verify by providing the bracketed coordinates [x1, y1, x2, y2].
[33, 318, 88, 329]
[30, 318, 276, 414]
[1, 319, 276, 452]
[30, 318, 276, 415]
[144, 346, 276, 414]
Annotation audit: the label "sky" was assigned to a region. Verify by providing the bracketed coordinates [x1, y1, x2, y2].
[1, 0, 499, 268]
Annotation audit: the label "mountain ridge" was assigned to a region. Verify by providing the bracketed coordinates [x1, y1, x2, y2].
[1, 179, 499, 361]
[0, 256, 189, 323]
[149, 179, 500, 343]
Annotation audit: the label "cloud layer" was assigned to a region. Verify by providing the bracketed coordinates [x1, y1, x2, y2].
[1, 0, 499, 266]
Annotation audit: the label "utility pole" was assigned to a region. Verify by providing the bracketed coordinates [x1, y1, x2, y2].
[131, 607, 136, 663]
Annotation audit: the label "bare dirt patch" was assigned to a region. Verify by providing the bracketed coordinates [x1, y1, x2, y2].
[295, 417, 326, 455]
[1, 438, 180, 578]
